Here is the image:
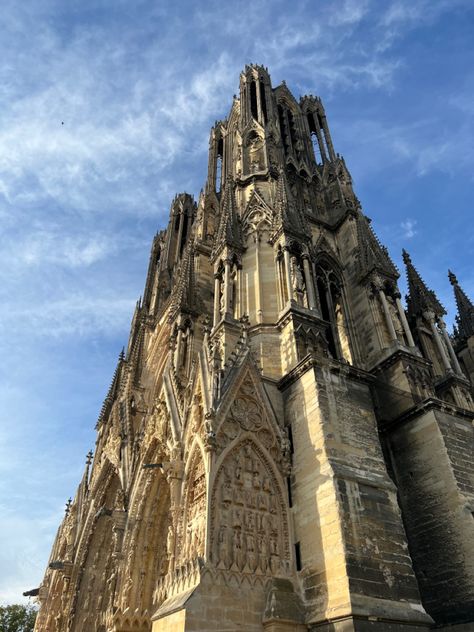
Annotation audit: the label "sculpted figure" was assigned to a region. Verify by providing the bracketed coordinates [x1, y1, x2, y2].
[387, 294, 404, 339]
[233, 529, 243, 569]
[258, 534, 269, 573]
[290, 256, 305, 304]
[247, 532, 257, 571]
[248, 134, 265, 172]
[218, 525, 230, 567]
[166, 524, 175, 559]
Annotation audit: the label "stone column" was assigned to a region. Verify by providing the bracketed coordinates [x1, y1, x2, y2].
[378, 288, 397, 341]
[283, 247, 292, 304]
[255, 235, 263, 323]
[213, 274, 221, 327]
[439, 318, 463, 375]
[395, 294, 415, 347]
[174, 327, 183, 369]
[424, 311, 452, 373]
[302, 255, 317, 310]
[223, 259, 232, 316]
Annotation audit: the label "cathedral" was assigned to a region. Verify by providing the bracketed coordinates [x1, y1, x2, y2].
[33, 65, 474, 632]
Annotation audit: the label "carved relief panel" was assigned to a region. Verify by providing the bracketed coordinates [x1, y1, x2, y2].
[210, 439, 291, 577]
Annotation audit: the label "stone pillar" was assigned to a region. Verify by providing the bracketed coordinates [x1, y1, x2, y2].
[213, 274, 221, 327]
[174, 327, 183, 369]
[223, 259, 232, 316]
[395, 294, 415, 347]
[255, 235, 263, 323]
[424, 311, 452, 373]
[439, 318, 463, 375]
[379, 288, 397, 341]
[302, 255, 317, 310]
[283, 247, 292, 304]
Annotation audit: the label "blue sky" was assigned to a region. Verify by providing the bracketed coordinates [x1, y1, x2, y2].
[1, 0, 473, 604]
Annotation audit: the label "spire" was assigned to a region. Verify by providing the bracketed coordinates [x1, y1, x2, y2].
[212, 177, 243, 257]
[356, 213, 398, 281]
[402, 250, 445, 318]
[449, 270, 474, 341]
[168, 240, 197, 322]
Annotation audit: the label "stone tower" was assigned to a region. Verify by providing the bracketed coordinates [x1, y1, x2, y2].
[33, 65, 474, 632]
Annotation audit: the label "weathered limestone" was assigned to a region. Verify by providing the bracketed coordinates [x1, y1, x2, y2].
[33, 65, 474, 632]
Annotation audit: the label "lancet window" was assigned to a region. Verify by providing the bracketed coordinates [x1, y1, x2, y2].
[315, 260, 352, 362]
[276, 243, 318, 312]
[306, 109, 334, 163]
[259, 80, 268, 124]
[250, 81, 258, 121]
[278, 105, 290, 155]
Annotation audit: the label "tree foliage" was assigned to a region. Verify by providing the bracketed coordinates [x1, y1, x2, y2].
[0, 604, 37, 632]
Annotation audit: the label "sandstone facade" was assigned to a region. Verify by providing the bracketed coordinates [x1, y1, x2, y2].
[33, 65, 474, 632]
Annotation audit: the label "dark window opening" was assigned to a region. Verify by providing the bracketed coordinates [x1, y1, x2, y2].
[250, 81, 258, 121]
[174, 214, 180, 231]
[317, 278, 338, 358]
[179, 213, 188, 256]
[288, 109, 297, 148]
[287, 477, 293, 507]
[287, 424, 294, 454]
[259, 80, 267, 124]
[278, 105, 289, 154]
[295, 542, 302, 571]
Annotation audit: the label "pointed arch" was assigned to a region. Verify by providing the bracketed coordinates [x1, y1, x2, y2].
[313, 256, 353, 363]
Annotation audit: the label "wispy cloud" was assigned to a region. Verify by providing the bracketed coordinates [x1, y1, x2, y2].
[401, 219, 417, 239]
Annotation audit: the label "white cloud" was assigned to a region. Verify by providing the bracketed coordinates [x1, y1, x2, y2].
[329, 0, 371, 26]
[401, 219, 417, 239]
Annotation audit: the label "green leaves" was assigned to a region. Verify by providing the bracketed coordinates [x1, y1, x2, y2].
[0, 604, 37, 632]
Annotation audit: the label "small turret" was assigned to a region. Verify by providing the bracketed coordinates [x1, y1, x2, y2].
[240, 64, 273, 128]
[449, 270, 474, 343]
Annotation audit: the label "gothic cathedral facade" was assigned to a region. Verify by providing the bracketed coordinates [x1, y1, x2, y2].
[34, 66, 474, 632]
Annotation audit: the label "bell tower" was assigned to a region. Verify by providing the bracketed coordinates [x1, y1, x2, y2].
[34, 66, 474, 632]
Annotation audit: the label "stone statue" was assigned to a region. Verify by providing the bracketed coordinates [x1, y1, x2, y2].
[290, 256, 305, 304]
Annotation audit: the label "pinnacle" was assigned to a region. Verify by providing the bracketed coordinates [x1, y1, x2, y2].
[448, 269, 458, 286]
[448, 269, 474, 341]
[403, 249, 445, 317]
